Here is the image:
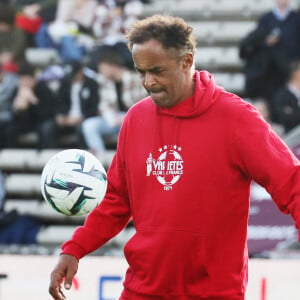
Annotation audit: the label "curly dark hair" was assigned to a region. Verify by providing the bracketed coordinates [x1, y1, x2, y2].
[126, 14, 196, 56]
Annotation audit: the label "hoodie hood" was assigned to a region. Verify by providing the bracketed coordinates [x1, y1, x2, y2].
[158, 70, 222, 118]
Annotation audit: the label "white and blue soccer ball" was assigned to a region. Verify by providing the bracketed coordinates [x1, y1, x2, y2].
[41, 149, 107, 216]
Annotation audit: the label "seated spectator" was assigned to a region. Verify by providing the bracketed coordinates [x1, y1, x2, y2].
[12, 63, 61, 149]
[92, 0, 143, 70]
[15, 1, 42, 47]
[0, 4, 27, 71]
[82, 52, 146, 155]
[12, 63, 38, 140]
[44, 60, 100, 149]
[35, 0, 97, 63]
[273, 60, 300, 133]
[15, 0, 58, 48]
[56, 0, 98, 33]
[239, 0, 300, 121]
[0, 63, 19, 149]
[16, 0, 58, 22]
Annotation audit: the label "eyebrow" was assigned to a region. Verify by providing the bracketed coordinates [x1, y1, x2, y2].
[135, 66, 162, 73]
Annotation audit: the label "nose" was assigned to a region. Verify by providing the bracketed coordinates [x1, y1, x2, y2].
[144, 72, 156, 89]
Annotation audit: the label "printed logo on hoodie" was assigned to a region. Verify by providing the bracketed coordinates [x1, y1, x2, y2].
[146, 145, 184, 191]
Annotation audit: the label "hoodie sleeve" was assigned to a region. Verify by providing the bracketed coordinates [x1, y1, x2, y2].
[232, 102, 300, 233]
[61, 121, 132, 259]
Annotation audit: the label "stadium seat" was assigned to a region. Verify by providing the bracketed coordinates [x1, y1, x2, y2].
[37, 225, 77, 245]
[5, 199, 85, 224]
[214, 73, 245, 94]
[25, 48, 61, 67]
[0, 149, 38, 171]
[5, 174, 41, 197]
[195, 47, 242, 69]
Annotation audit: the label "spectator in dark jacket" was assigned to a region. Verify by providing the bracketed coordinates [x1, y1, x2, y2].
[45, 60, 100, 148]
[274, 60, 300, 133]
[12, 63, 60, 148]
[239, 0, 300, 121]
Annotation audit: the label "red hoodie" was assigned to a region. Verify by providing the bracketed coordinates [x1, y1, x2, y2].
[62, 71, 300, 299]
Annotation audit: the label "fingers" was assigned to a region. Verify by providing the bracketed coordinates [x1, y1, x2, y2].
[64, 255, 78, 290]
[49, 254, 79, 300]
[64, 270, 74, 290]
[49, 269, 67, 300]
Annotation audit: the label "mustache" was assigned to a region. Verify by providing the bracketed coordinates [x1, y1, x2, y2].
[145, 87, 164, 94]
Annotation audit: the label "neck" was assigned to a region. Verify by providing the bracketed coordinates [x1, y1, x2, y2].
[290, 81, 300, 91]
[185, 70, 196, 98]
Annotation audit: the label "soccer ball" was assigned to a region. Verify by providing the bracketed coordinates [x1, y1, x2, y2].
[40, 149, 107, 216]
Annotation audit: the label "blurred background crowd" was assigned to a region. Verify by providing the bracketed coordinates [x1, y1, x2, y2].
[0, 0, 149, 157]
[1, 0, 300, 258]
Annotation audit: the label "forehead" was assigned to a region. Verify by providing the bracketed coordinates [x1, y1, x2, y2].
[132, 39, 177, 69]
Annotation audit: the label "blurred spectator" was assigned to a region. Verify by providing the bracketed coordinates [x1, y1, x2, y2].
[56, 0, 98, 33]
[82, 52, 146, 155]
[15, 2, 42, 47]
[35, 0, 96, 63]
[44, 61, 100, 149]
[36, 0, 58, 23]
[93, 0, 134, 42]
[92, 0, 143, 69]
[0, 4, 27, 71]
[0, 63, 19, 149]
[89, 41, 134, 71]
[274, 60, 300, 133]
[239, 0, 300, 121]
[16, 0, 58, 22]
[15, 0, 58, 49]
[12, 63, 61, 149]
[12, 63, 38, 140]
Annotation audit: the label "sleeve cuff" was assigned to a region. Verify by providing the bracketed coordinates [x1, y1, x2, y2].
[61, 240, 87, 260]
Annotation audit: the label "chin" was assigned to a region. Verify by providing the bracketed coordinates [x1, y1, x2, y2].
[153, 100, 174, 108]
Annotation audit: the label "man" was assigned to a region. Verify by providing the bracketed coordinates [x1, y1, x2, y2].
[274, 60, 300, 133]
[49, 15, 300, 300]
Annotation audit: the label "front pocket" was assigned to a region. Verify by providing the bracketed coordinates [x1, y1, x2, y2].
[123, 230, 210, 294]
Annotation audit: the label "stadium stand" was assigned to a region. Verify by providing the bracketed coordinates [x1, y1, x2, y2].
[1, 0, 299, 255]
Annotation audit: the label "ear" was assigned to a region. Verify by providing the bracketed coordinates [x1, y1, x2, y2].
[182, 53, 194, 70]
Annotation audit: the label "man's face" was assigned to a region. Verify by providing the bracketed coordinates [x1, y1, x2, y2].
[276, 0, 289, 9]
[132, 39, 193, 108]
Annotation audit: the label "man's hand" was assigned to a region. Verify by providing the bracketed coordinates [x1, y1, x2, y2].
[49, 254, 79, 300]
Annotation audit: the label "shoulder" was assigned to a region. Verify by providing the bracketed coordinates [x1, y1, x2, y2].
[214, 90, 267, 130]
[215, 90, 253, 114]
